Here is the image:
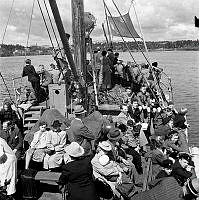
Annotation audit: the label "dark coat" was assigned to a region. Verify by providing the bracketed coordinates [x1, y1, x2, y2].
[130, 177, 184, 200]
[22, 64, 40, 82]
[151, 149, 167, 179]
[0, 109, 19, 126]
[59, 157, 99, 200]
[171, 160, 192, 186]
[156, 170, 170, 179]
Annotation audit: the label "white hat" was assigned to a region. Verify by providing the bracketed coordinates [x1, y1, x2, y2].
[99, 155, 110, 166]
[66, 142, 84, 157]
[98, 141, 112, 151]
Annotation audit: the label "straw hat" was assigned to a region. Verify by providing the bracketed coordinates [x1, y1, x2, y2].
[66, 142, 84, 157]
[98, 141, 112, 151]
[73, 105, 87, 115]
[99, 155, 110, 166]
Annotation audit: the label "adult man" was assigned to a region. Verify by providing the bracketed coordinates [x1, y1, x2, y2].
[156, 159, 173, 179]
[171, 152, 193, 186]
[22, 59, 41, 102]
[130, 177, 199, 200]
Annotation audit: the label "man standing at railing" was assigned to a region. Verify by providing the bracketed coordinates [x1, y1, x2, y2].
[22, 59, 41, 103]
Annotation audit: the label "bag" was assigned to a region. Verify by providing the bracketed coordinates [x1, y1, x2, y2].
[21, 169, 38, 199]
[116, 174, 138, 198]
[94, 178, 113, 199]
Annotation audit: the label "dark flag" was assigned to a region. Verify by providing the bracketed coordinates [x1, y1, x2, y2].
[108, 12, 140, 38]
[195, 16, 199, 27]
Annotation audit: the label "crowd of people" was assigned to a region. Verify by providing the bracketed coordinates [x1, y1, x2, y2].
[0, 49, 199, 200]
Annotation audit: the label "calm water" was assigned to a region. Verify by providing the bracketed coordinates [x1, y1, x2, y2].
[0, 51, 199, 145]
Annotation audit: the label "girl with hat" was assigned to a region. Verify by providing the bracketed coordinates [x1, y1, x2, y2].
[59, 142, 99, 200]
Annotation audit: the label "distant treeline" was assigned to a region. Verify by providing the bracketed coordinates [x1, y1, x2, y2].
[1, 40, 199, 57]
[93, 40, 199, 52]
[0, 44, 53, 57]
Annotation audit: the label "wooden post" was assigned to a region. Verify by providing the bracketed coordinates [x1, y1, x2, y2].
[71, 0, 87, 109]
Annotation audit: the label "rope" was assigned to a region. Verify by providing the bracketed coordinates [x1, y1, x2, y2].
[25, 0, 36, 58]
[37, 0, 55, 50]
[43, 0, 61, 51]
[1, 0, 15, 44]
[102, 0, 112, 48]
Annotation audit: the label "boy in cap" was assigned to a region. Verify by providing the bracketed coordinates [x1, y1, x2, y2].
[156, 159, 173, 179]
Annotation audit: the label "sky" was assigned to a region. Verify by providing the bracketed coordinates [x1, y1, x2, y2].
[0, 0, 199, 46]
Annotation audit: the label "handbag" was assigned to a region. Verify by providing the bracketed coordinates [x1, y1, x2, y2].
[94, 177, 113, 199]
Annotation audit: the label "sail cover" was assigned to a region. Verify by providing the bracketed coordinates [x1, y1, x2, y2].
[108, 12, 140, 38]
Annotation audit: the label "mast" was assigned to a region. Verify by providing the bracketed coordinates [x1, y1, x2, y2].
[71, 0, 88, 109]
[48, 0, 79, 84]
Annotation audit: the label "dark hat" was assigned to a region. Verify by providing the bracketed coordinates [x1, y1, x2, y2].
[25, 59, 31, 64]
[152, 62, 158, 67]
[167, 101, 174, 106]
[39, 121, 47, 127]
[162, 159, 173, 169]
[179, 152, 192, 162]
[127, 120, 135, 127]
[51, 120, 62, 128]
[107, 128, 122, 141]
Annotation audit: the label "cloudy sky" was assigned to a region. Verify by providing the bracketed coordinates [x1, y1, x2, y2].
[0, 0, 199, 46]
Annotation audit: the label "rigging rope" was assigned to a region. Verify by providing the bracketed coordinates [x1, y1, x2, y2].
[43, 0, 61, 51]
[37, 0, 55, 50]
[102, 0, 112, 48]
[1, 0, 15, 44]
[25, 0, 36, 58]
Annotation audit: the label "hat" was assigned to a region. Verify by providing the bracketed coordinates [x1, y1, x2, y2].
[179, 152, 192, 162]
[98, 141, 112, 151]
[162, 159, 173, 169]
[187, 178, 199, 197]
[39, 121, 47, 127]
[107, 128, 122, 141]
[73, 105, 87, 115]
[167, 101, 174, 106]
[179, 108, 188, 115]
[66, 142, 84, 157]
[99, 155, 110, 166]
[127, 120, 135, 127]
[25, 59, 31, 64]
[51, 120, 62, 128]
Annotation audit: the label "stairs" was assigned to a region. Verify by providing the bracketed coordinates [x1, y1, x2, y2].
[23, 105, 47, 135]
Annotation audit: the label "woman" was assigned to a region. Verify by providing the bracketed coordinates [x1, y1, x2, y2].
[0, 102, 19, 128]
[0, 137, 17, 196]
[25, 121, 49, 169]
[59, 142, 99, 200]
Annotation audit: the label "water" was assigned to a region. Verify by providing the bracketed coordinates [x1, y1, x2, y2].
[0, 51, 199, 145]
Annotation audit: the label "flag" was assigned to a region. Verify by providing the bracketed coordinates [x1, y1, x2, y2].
[195, 16, 199, 27]
[108, 12, 140, 38]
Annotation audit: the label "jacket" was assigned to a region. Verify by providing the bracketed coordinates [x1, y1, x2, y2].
[59, 157, 99, 200]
